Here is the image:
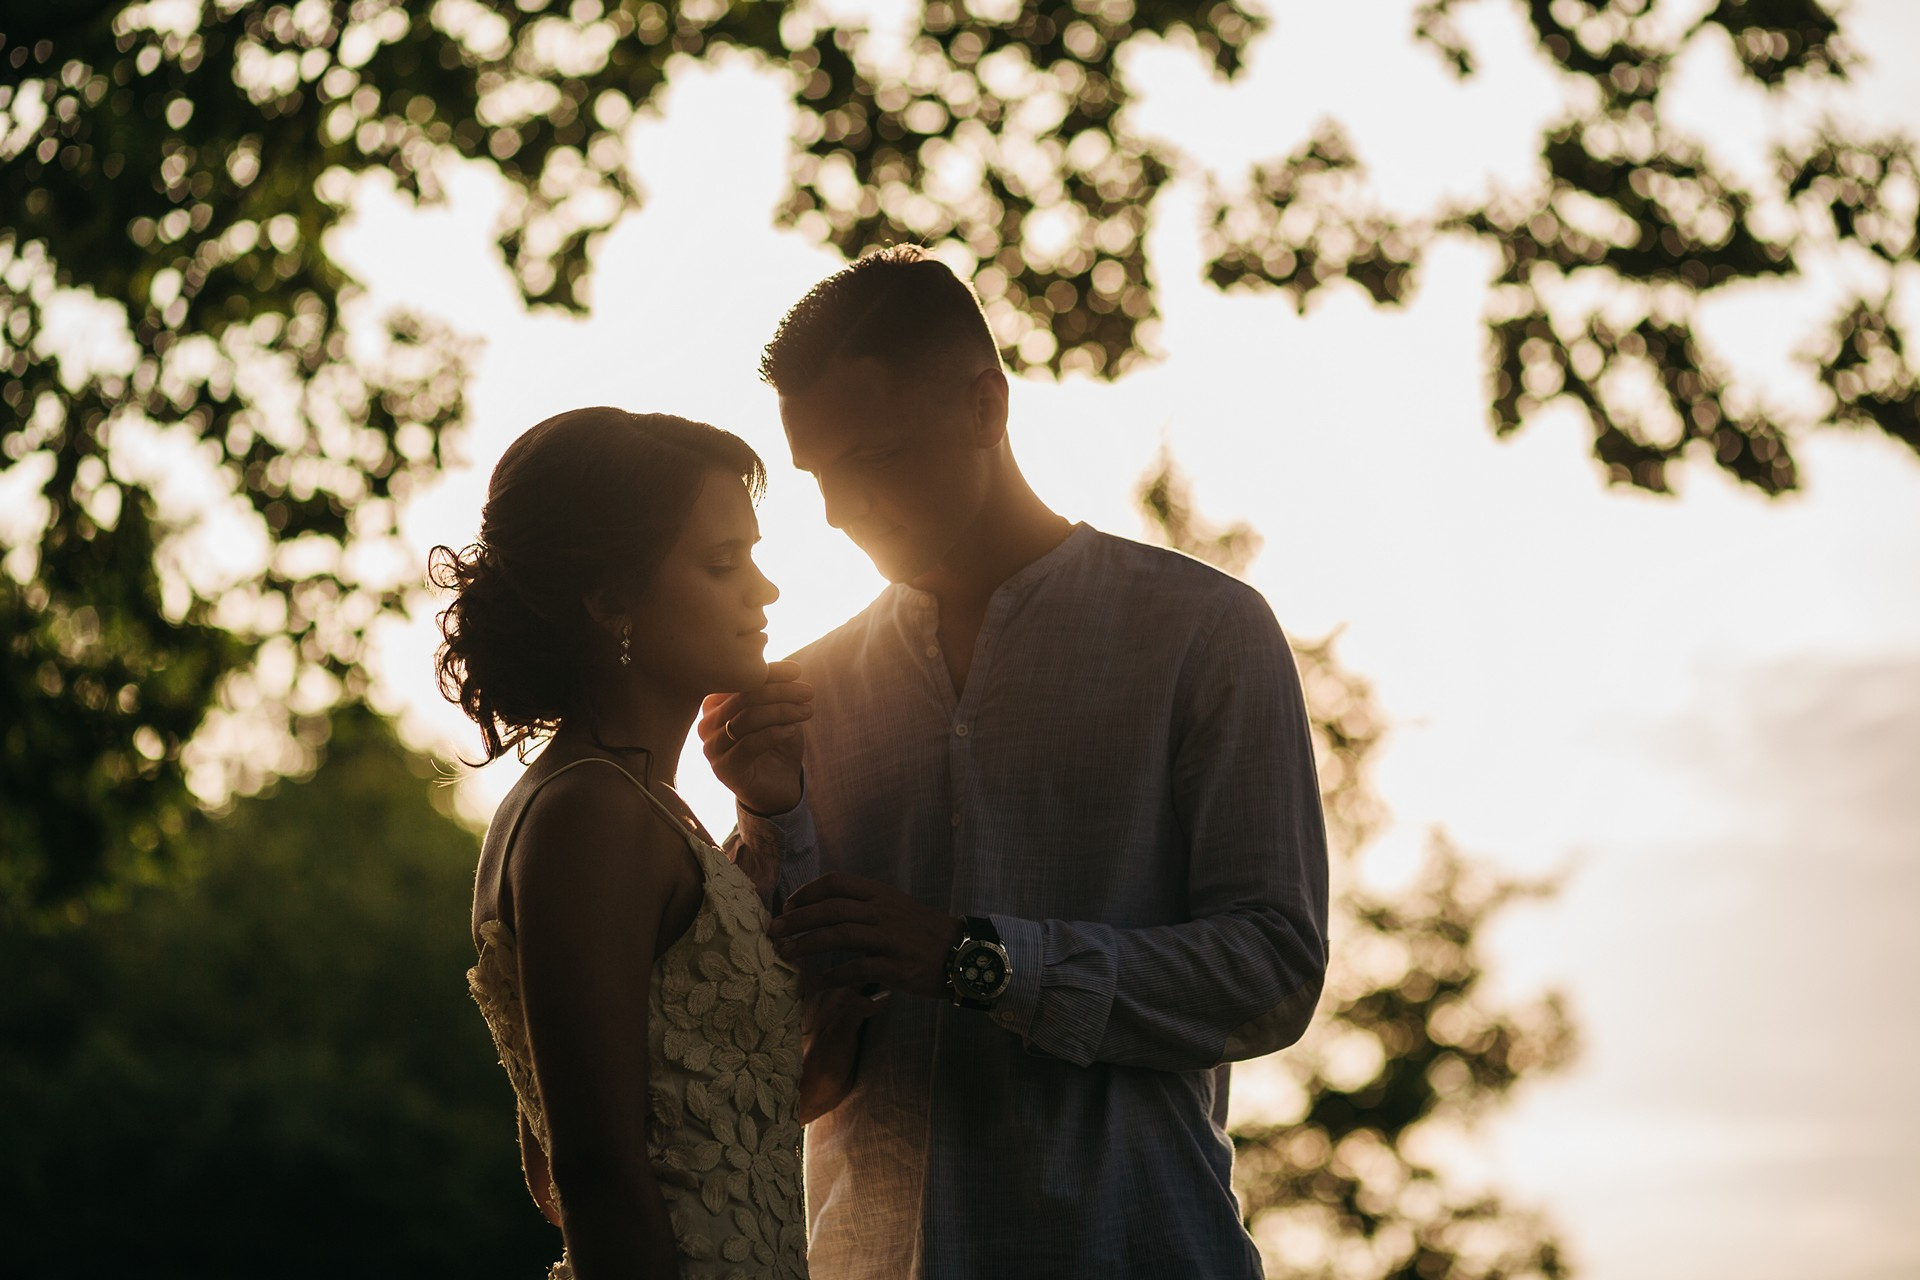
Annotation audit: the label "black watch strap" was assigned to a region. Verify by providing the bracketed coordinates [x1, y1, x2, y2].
[964, 914, 1000, 946]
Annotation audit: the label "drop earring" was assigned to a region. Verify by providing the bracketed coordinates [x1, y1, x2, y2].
[618, 624, 632, 667]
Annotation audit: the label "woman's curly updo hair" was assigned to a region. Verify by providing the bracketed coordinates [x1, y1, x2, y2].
[430, 407, 766, 762]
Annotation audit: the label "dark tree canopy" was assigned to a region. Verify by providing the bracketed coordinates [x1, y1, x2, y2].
[3, 0, 479, 916]
[0, 703, 555, 1276]
[1337, 0, 1919, 495]
[778, 0, 1919, 492]
[3, 0, 1913, 914]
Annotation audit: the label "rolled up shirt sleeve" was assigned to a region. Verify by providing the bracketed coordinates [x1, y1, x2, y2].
[986, 590, 1330, 1071]
[729, 791, 820, 912]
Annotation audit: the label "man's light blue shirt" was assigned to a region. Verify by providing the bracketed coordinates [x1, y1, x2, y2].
[745, 525, 1329, 1279]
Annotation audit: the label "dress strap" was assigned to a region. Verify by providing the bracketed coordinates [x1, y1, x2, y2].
[478, 755, 704, 948]
[636, 782, 716, 854]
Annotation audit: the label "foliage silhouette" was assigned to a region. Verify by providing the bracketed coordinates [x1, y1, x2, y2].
[4, 1, 1910, 911]
[0, 702, 554, 1277]
[1139, 454, 1577, 1279]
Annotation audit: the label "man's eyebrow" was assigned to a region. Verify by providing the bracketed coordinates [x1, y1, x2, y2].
[794, 428, 897, 473]
[792, 442, 858, 473]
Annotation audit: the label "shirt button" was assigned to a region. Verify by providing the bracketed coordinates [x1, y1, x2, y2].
[925, 644, 940, 659]
[954, 723, 969, 736]
[950, 811, 961, 828]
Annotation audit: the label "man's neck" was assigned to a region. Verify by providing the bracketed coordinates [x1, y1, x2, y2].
[912, 479, 1073, 619]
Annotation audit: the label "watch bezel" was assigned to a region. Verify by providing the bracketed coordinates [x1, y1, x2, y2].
[951, 937, 1012, 1004]
[946, 916, 1012, 1009]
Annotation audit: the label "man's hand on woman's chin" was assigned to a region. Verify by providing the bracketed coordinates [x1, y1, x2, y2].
[699, 659, 812, 816]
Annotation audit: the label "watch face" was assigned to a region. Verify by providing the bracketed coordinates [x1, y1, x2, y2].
[954, 940, 1010, 1001]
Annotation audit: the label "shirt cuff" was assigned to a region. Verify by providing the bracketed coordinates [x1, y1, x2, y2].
[734, 790, 819, 905]
[986, 915, 1117, 1067]
[986, 913, 1043, 1037]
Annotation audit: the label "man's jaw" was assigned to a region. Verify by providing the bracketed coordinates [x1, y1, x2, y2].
[847, 523, 906, 567]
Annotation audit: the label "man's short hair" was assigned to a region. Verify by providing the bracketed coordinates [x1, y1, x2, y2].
[760, 245, 1001, 395]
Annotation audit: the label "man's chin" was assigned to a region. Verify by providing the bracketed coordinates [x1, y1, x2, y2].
[860, 545, 923, 584]
[848, 527, 923, 582]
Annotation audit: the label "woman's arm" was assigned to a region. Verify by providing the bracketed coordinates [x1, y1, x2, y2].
[512, 771, 701, 1278]
[797, 986, 884, 1123]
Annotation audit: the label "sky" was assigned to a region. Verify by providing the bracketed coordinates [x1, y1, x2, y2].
[89, 1, 1920, 1276]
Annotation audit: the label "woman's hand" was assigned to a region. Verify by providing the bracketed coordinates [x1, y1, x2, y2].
[699, 660, 812, 817]
[798, 984, 886, 1123]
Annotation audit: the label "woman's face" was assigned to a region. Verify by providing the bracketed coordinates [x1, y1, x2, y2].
[623, 470, 779, 697]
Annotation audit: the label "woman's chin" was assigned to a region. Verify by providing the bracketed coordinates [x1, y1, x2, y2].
[712, 659, 771, 694]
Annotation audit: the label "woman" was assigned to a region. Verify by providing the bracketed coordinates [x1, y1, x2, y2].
[432, 407, 839, 1278]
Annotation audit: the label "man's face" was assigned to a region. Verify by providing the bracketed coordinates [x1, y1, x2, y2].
[779, 356, 994, 584]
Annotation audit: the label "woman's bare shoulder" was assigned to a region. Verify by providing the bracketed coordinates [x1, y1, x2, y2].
[510, 761, 697, 908]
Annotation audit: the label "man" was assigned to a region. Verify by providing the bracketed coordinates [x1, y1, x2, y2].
[705, 246, 1328, 1279]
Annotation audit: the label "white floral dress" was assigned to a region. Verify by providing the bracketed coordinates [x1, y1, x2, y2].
[467, 759, 808, 1279]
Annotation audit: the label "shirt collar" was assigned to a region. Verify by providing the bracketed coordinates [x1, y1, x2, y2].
[997, 520, 1096, 598]
[888, 522, 1097, 613]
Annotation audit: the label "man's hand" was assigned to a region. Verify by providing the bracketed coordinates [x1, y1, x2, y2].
[699, 660, 811, 817]
[770, 873, 964, 1000]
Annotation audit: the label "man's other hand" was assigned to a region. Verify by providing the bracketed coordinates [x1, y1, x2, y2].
[771, 873, 964, 1001]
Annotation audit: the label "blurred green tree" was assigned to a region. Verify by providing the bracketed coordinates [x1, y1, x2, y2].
[1141, 452, 1576, 1279]
[0, 701, 554, 1277]
[4, 2, 1910, 906]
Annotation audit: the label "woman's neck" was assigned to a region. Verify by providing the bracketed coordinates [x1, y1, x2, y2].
[552, 675, 698, 786]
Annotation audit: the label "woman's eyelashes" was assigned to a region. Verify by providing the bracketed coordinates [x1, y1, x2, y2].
[702, 541, 739, 574]
[703, 537, 760, 576]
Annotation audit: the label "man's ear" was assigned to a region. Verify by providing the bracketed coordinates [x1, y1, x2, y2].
[969, 366, 1010, 449]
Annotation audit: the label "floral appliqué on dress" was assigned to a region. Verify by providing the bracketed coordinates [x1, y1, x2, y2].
[469, 833, 808, 1279]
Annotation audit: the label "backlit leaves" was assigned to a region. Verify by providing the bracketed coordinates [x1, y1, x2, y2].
[779, 0, 1262, 376]
[6, 0, 1915, 914]
[1205, 0, 1914, 496]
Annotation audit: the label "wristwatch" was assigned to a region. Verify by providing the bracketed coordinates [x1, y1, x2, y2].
[945, 915, 1012, 1010]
